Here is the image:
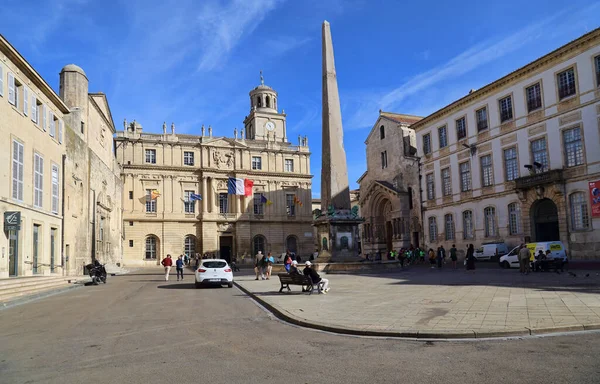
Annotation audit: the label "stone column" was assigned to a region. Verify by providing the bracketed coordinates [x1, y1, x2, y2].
[236, 195, 241, 215]
[202, 177, 208, 212]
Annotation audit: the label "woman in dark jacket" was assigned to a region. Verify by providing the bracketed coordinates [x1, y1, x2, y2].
[466, 244, 476, 271]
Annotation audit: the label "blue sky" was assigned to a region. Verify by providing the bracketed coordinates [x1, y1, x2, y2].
[2, 0, 599, 197]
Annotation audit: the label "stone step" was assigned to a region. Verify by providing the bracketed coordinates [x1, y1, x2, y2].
[0, 279, 73, 303]
[0, 276, 73, 291]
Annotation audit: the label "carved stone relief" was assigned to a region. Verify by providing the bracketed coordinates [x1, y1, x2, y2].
[212, 150, 234, 169]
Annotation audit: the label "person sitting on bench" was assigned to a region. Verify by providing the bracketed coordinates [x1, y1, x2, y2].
[303, 261, 330, 294]
[289, 260, 302, 276]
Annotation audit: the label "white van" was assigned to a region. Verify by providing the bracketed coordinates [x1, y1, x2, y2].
[474, 242, 509, 261]
[499, 241, 568, 269]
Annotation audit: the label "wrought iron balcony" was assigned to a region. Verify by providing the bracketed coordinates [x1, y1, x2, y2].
[515, 169, 563, 190]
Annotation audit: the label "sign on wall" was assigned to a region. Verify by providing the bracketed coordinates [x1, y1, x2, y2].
[589, 181, 600, 218]
[4, 211, 21, 231]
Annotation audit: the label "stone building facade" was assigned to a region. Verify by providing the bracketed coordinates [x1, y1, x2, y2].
[60, 64, 123, 275]
[413, 29, 600, 259]
[358, 111, 423, 257]
[115, 80, 313, 266]
[0, 35, 69, 278]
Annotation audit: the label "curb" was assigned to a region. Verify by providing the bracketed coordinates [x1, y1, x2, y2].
[234, 282, 600, 340]
[0, 283, 83, 311]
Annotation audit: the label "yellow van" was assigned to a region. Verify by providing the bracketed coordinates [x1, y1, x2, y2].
[499, 241, 567, 269]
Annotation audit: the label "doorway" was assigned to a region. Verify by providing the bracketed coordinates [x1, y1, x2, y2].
[33, 224, 40, 274]
[385, 221, 393, 252]
[219, 236, 233, 263]
[8, 230, 19, 276]
[412, 232, 420, 248]
[531, 198, 560, 242]
[50, 228, 57, 273]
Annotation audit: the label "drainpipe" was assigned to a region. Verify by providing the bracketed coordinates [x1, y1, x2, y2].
[91, 189, 96, 263]
[61, 154, 66, 276]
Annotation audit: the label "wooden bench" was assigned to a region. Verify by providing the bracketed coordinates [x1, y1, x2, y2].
[278, 273, 322, 295]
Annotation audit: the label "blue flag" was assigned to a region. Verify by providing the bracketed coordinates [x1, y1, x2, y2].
[260, 194, 267, 204]
[190, 193, 202, 201]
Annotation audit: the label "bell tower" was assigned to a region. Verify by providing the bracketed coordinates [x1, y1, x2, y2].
[243, 71, 287, 141]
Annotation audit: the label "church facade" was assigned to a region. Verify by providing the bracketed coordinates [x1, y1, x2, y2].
[115, 79, 314, 266]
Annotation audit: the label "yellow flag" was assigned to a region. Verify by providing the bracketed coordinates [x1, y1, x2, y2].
[151, 190, 161, 199]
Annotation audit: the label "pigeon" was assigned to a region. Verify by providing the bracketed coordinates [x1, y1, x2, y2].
[568, 272, 577, 277]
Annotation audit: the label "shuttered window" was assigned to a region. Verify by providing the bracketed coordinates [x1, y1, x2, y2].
[12, 140, 24, 201]
[34, 153, 44, 208]
[52, 165, 59, 214]
[8, 73, 16, 105]
[23, 87, 29, 116]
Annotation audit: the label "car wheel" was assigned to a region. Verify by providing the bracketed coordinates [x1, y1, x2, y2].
[501, 261, 510, 269]
[228, 282, 233, 288]
[195, 282, 202, 289]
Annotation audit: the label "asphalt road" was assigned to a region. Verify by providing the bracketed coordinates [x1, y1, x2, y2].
[1, 269, 599, 384]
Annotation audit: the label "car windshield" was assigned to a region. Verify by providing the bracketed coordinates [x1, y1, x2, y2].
[203, 261, 227, 268]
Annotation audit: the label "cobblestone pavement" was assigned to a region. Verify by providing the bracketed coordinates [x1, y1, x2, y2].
[235, 265, 600, 337]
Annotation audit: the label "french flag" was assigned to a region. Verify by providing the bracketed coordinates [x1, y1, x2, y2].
[228, 177, 254, 196]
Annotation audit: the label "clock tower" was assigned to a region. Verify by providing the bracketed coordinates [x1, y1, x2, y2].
[243, 71, 287, 142]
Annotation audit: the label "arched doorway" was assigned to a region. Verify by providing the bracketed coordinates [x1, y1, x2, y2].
[285, 235, 298, 254]
[145, 235, 159, 260]
[372, 198, 393, 252]
[252, 235, 266, 257]
[530, 198, 559, 242]
[184, 235, 196, 257]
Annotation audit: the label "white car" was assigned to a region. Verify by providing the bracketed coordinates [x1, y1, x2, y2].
[195, 259, 233, 288]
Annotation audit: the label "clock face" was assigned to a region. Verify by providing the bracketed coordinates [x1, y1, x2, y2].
[265, 121, 275, 131]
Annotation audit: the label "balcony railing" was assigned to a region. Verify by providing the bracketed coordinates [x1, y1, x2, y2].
[515, 169, 563, 189]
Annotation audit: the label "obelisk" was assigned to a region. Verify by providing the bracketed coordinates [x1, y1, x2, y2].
[321, 20, 351, 212]
[316, 21, 362, 262]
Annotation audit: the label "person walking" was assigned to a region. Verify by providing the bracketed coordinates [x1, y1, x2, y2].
[266, 252, 275, 279]
[465, 244, 476, 271]
[436, 246, 445, 268]
[161, 254, 173, 281]
[176, 255, 184, 281]
[428, 248, 436, 268]
[449, 244, 458, 269]
[519, 244, 531, 275]
[254, 251, 264, 280]
[184, 253, 190, 266]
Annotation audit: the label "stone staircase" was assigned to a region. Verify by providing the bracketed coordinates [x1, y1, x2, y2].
[0, 276, 80, 305]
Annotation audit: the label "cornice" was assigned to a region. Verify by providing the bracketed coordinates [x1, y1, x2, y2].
[121, 164, 313, 179]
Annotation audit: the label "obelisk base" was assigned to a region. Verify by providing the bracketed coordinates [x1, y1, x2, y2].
[315, 215, 363, 263]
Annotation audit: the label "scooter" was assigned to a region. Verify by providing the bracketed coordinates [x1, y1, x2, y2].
[86, 262, 107, 285]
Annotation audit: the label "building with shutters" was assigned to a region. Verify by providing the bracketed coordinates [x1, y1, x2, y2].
[115, 77, 314, 266]
[413, 29, 600, 259]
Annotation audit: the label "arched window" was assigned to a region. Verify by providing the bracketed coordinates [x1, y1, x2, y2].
[508, 203, 521, 235]
[184, 235, 196, 257]
[570, 192, 589, 230]
[428, 217, 437, 243]
[380, 125, 385, 139]
[340, 236, 349, 249]
[286, 235, 298, 254]
[444, 214, 455, 240]
[253, 235, 266, 256]
[256, 96, 262, 108]
[145, 235, 158, 259]
[408, 187, 414, 210]
[484, 207, 496, 237]
[462, 210, 474, 239]
[266, 95, 271, 108]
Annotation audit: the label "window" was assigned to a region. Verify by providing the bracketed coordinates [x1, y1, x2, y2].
[462, 210, 474, 239]
[426, 173, 435, 200]
[570, 192, 589, 230]
[285, 159, 294, 172]
[184, 190, 195, 213]
[129, 240, 134, 247]
[58, 120, 63, 144]
[145, 189, 156, 213]
[504, 147, 519, 181]
[456, 117, 466, 140]
[438, 125, 448, 148]
[12, 140, 24, 201]
[484, 207, 496, 237]
[252, 156, 262, 170]
[508, 203, 521, 235]
[428, 217, 437, 243]
[380, 125, 385, 139]
[595, 55, 600, 87]
[476, 107, 488, 131]
[219, 193, 228, 214]
[499, 95, 513, 122]
[531, 138, 548, 172]
[563, 126, 583, 167]
[34, 153, 44, 208]
[145, 236, 157, 259]
[253, 193, 264, 215]
[184, 236, 196, 256]
[253, 235, 266, 256]
[423, 133, 431, 154]
[286, 194, 296, 216]
[23, 87, 29, 116]
[81, 121, 85, 134]
[408, 187, 414, 210]
[8, 73, 20, 108]
[49, 112, 56, 137]
[442, 167, 452, 196]
[42, 105, 47, 131]
[444, 214, 455, 240]
[129, 221, 133, 226]
[480, 155, 493, 187]
[526, 83, 542, 112]
[51, 164, 59, 214]
[145, 149, 156, 164]
[129, 191, 133, 200]
[381, 151, 388, 169]
[31, 97, 40, 124]
[286, 236, 298, 253]
[557, 68, 576, 99]
[184, 151, 194, 166]
[459, 161, 471, 192]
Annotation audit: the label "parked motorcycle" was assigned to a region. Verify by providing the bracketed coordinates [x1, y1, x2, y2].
[86, 261, 107, 285]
